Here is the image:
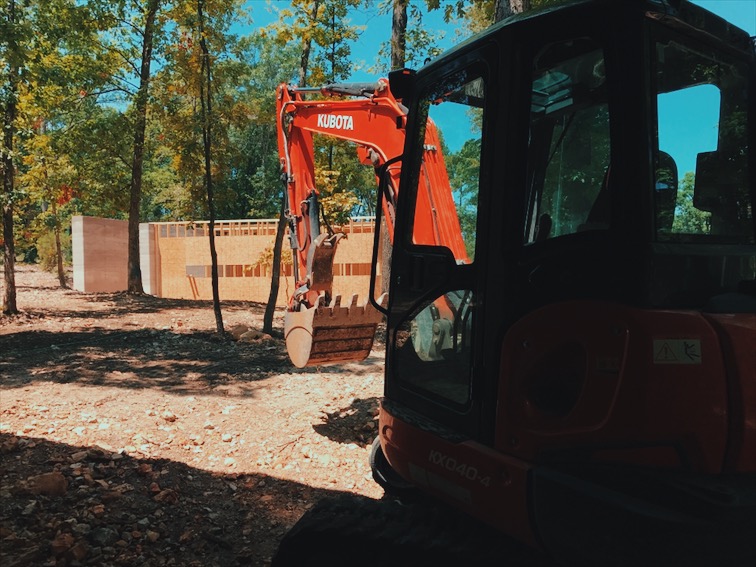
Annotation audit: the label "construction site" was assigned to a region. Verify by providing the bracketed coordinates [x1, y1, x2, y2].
[71, 215, 379, 304]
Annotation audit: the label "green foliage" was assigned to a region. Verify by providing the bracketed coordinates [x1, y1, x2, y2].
[36, 228, 71, 272]
[4, 0, 582, 273]
[263, 0, 364, 84]
[227, 33, 300, 220]
[446, 137, 481, 253]
[371, 1, 446, 73]
[315, 168, 360, 226]
[671, 172, 711, 234]
[254, 243, 293, 269]
[313, 137, 377, 217]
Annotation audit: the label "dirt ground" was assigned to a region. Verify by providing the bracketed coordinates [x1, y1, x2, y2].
[1, 264, 386, 566]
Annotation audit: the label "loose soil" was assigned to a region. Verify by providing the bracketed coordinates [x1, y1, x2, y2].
[1, 264, 386, 566]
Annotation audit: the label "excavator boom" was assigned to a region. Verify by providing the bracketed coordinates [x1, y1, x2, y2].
[276, 80, 466, 367]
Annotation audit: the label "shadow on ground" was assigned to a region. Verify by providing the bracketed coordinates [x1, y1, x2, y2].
[313, 397, 380, 448]
[0, 328, 291, 396]
[0, 432, 355, 567]
[8, 287, 267, 320]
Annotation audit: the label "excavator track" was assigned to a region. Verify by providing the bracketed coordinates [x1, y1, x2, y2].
[284, 293, 387, 368]
[271, 495, 552, 567]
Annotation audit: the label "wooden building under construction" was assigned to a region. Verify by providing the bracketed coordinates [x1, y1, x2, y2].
[72, 216, 379, 305]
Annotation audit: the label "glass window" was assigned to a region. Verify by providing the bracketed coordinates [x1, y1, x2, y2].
[392, 69, 486, 408]
[525, 39, 610, 243]
[393, 290, 474, 405]
[654, 41, 752, 243]
[413, 72, 483, 263]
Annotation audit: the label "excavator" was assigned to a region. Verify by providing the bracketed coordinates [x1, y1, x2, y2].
[273, 0, 756, 565]
[277, 78, 468, 368]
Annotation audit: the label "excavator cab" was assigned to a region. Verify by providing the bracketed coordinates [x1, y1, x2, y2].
[373, 1, 755, 565]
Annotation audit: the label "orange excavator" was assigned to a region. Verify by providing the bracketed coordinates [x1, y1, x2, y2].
[274, 1, 756, 565]
[276, 79, 467, 368]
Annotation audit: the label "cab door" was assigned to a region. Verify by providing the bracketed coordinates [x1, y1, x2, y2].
[384, 49, 497, 440]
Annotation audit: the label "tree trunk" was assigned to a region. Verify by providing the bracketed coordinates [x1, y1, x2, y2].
[51, 197, 67, 288]
[264, 197, 287, 335]
[198, 0, 223, 334]
[390, 0, 408, 70]
[127, 0, 160, 295]
[41, 148, 67, 289]
[2, 0, 18, 315]
[297, 0, 320, 88]
[494, 0, 531, 21]
[265, 0, 319, 333]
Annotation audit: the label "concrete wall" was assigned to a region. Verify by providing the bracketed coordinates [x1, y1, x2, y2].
[72, 216, 379, 306]
[72, 216, 129, 293]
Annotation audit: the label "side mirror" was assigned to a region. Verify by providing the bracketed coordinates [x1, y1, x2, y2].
[693, 151, 719, 212]
[655, 151, 678, 231]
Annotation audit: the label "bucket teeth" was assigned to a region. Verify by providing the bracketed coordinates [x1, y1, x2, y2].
[285, 293, 387, 368]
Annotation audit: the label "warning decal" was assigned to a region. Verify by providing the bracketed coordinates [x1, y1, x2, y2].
[653, 339, 702, 364]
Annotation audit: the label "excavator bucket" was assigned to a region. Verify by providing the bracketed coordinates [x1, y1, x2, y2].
[285, 293, 387, 368]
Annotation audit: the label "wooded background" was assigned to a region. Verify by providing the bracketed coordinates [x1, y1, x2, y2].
[1, 0, 555, 316]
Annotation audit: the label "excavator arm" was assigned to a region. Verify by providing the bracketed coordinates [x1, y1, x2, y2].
[276, 80, 467, 367]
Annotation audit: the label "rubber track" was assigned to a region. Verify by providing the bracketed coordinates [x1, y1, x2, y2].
[271, 495, 553, 567]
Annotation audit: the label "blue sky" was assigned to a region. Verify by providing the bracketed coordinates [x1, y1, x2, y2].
[242, 0, 755, 79]
[243, 1, 755, 173]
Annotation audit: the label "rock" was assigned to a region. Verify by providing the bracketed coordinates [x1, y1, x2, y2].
[70, 450, 88, 462]
[89, 527, 118, 547]
[228, 324, 250, 340]
[51, 532, 75, 555]
[137, 463, 153, 476]
[0, 437, 19, 454]
[162, 410, 177, 423]
[27, 471, 68, 497]
[88, 447, 114, 461]
[153, 489, 179, 504]
[101, 491, 122, 503]
[0, 526, 13, 538]
[239, 329, 270, 342]
[67, 540, 88, 562]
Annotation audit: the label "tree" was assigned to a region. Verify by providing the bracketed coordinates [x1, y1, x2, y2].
[261, 0, 362, 334]
[19, 132, 77, 287]
[372, 1, 448, 74]
[2, 0, 117, 313]
[494, 0, 531, 21]
[672, 172, 710, 234]
[156, 0, 248, 331]
[196, 0, 224, 333]
[390, 0, 408, 69]
[127, 0, 161, 294]
[1, 0, 20, 314]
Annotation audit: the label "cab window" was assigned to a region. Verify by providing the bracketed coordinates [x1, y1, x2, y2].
[524, 38, 610, 244]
